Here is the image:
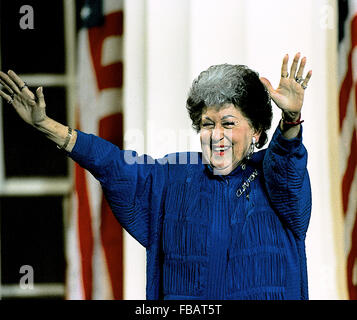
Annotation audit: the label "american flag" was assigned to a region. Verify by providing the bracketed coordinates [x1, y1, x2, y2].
[338, 0, 357, 300]
[66, 0, 124, 299]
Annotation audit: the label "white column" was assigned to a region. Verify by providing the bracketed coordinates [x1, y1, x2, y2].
[145, 0, 191, 158]
[123, 0, 147, 300]
[189, 0, 247, 73]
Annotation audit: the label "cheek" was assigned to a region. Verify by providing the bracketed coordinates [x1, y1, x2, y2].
[231, 130, 251, 156]
[200, 131, 210, 146]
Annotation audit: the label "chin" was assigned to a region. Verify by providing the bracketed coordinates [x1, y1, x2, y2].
[210, 160, 239, 175]
[210, 155, 237, 169]
[212, 166, 234, 176]
[210, 160, 229, 169]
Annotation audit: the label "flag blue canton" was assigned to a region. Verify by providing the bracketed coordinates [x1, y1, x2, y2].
[81, 0, 104, 28]
[338, 0, 349, 43]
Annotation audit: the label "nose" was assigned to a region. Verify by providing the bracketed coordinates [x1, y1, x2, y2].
[211, 127, 224, 142]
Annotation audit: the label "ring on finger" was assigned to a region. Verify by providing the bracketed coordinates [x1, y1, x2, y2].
[281, 72, 289, 78]
[20, 82, 27, 91]
[7, 98, 13, 104]
[295, 77, 304, 84]
[301, 83, 308, 90]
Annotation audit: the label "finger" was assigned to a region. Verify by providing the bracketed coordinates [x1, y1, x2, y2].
[0, 71, 21, 94]
[281, 54, 289, 78]
[296, 57, 306, 80]
[7, 70, 32, 96]
[260, 77, 279, 101]
[0, 78, 14, 95]
[36, 87, 46, 108]
[301, 70, 312, 88]
[0, 89, 13, 104]
[289, 52, 301, 79]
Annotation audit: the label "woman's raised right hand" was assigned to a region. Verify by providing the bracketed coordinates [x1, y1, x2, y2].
[0, 70, 47, 126]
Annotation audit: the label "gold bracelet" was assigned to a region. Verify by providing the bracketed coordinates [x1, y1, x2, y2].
[57, 127, 73, 150]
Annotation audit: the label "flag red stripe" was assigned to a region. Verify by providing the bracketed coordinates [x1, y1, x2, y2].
[75, 115, 94, 300]
[99, 113, 123, 148]
[75, 153, 94, 300]
[88, 11, 124, 91]
[339, 2, 357, 301]
[99, 113, 124, 300]
[100, 196, 123, 299]
[339, 15, 357, 129]
[87, 9, 125, 299]
[347, 208, 357, 299]
[342, 129, 357, 214]
[74, 6, 124, 300]
[339, 56, 353, 129]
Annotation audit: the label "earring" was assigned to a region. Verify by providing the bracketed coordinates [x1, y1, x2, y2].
[246, 137, 256, 160]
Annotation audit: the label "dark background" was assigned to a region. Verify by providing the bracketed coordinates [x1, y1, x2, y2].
[0, 0, 86, 299]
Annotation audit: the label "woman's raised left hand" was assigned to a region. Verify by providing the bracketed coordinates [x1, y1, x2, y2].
[260, 52, 312, 120]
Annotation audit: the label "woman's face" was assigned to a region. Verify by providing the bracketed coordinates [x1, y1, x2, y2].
[200, 103, 260, 175]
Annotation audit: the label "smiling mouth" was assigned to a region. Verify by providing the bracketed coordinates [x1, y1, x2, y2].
[211, 145, 231, 156]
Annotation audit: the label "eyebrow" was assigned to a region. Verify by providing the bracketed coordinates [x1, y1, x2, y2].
[222, 115, 238, 120]
[203, 115, 238, 121]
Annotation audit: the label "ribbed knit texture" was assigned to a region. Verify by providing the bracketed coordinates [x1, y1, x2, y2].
[69, 125, 312, 300]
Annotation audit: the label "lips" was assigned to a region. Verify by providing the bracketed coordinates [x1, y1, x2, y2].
[212, 145, 231, 151]
[212, 145, 231, 156]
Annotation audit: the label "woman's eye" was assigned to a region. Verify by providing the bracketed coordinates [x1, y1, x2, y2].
[222, 122, 236, 127]
[202, 123, 214, 128]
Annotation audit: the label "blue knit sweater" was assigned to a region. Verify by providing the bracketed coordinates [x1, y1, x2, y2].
[69, 125, 311, 300]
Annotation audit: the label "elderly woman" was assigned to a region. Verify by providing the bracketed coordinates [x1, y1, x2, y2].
[0, 53, 312, 300]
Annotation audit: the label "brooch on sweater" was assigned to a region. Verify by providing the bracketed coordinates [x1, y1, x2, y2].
[236, 169, 259, 198]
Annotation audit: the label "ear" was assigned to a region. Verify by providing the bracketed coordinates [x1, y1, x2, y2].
[252, 130, 261, 145]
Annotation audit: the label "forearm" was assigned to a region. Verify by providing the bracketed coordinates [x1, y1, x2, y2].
[33, 116, 77, 152]
[263, 125, 311, 239]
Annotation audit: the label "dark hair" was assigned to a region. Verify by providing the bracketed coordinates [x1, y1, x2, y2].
[186, 64, 272, 148]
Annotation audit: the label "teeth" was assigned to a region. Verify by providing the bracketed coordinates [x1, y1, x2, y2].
[213, 146, 230, 151]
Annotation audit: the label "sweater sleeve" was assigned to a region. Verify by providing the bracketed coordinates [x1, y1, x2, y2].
[263, 125, 312, 240]
[68, 130, 167, 248]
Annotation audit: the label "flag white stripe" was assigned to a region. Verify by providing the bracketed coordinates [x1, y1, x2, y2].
[104, 0, 123, 15]
[67, 0, 125, 299]
[340, 82, 356, 176]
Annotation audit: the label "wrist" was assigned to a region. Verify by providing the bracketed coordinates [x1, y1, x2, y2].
[281, 112, 304, 127]
[32, 117, 63, 140]
[279, 113, 303, 140]
[57, 126, 73, 150]
[282, 111, 300, 122]
[33, 115, 51, 129]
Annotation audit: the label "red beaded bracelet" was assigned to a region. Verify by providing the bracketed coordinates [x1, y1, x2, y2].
[282, 113, 304, 126]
